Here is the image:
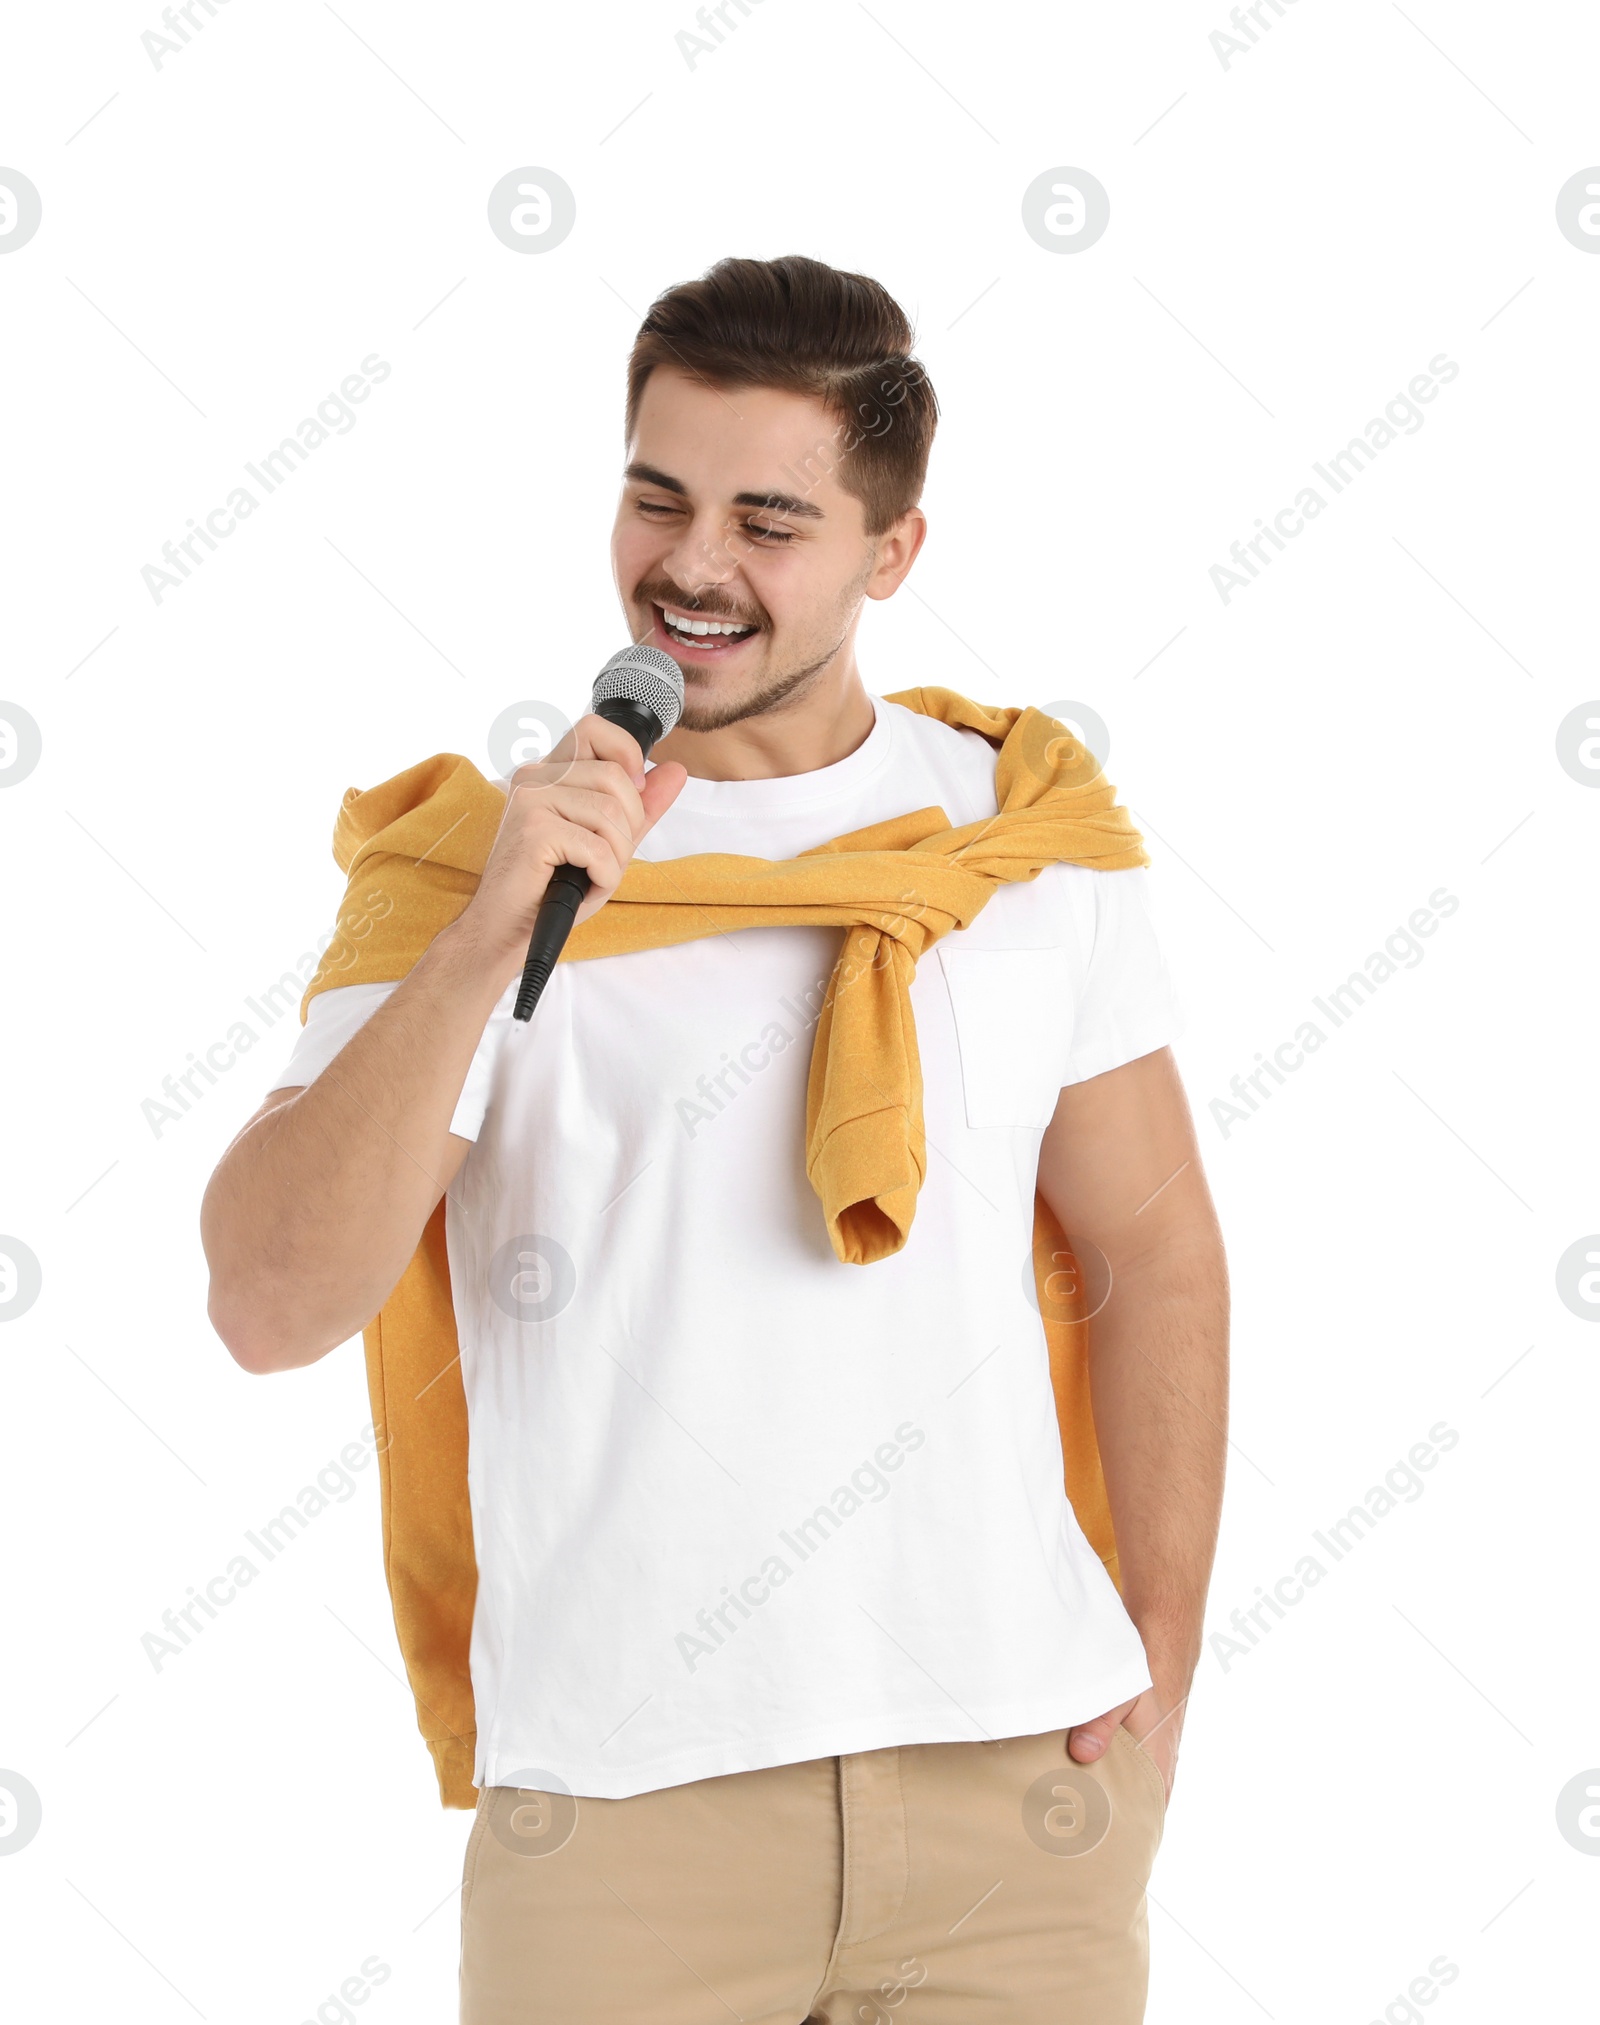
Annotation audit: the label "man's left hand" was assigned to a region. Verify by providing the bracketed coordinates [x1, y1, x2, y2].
[1066, 1678, 1187, 1803]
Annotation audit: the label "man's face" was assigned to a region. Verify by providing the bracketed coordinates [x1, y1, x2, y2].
[612, 366, 920, 732]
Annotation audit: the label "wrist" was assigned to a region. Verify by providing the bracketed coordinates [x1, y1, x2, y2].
[429, 909, 524, 999]
[1130, 1614, 1202, 1692]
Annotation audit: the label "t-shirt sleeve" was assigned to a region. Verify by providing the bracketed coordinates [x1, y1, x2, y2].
[1063, 866, 1186, 1086]
[260, 979, 499, 1142]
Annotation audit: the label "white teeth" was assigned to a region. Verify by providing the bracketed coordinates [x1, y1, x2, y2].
[662, 608, 753, 640]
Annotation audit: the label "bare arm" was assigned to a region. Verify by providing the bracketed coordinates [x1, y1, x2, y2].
[1035, 1044, 1229, 1790]
[202, 716, 687, 1374]
[201, 925, 497, 1374]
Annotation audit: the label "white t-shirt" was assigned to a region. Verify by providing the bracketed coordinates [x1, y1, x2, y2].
[269, 695, 1185, 1798]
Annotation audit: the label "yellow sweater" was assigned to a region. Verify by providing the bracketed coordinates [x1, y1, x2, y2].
[302, 687, 1149, 1806]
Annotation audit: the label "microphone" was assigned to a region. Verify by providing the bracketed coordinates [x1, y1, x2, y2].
[511, 643, 686, 1023]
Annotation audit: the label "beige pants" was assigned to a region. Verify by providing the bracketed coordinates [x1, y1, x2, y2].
[459, 1724, 1167, 2023]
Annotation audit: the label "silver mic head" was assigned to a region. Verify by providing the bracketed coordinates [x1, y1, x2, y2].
[592, 643, 685, 740]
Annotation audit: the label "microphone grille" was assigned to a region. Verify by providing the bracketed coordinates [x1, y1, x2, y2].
[593, 644, 685, 736]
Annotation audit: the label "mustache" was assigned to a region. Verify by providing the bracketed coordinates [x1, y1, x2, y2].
[637, 584, 766, 628]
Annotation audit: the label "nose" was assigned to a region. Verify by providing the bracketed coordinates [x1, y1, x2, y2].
[658, 507, 743, 603]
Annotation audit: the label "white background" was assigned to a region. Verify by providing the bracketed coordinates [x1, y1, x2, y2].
[2, 0, 1597, 2018]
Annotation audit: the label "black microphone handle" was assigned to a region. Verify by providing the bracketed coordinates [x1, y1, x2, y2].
[511, 697, 664, 1023]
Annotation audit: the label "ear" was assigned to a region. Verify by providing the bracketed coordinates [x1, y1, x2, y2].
[865, 508, 929, 601]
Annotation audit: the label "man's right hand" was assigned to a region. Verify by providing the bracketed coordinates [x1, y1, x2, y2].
[458, 712, 688, 985]
[203, 714, 687, 1373]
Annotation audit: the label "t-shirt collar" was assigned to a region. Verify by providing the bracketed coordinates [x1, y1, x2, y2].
[655, 692, 895, 816]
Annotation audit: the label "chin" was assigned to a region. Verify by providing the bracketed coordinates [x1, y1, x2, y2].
[675, 681, 766, 734]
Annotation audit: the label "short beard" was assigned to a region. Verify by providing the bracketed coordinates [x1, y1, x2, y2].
[676, 636, 846, 733]
[668, 549, 875, 734]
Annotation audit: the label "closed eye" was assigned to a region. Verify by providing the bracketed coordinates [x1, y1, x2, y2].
[634, 499, 796, 544]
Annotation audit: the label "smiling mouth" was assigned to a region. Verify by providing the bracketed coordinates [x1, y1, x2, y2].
[652, 601, 761, 658]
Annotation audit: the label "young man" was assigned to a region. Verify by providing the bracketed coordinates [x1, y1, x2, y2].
[203, 254, 1227, 2025]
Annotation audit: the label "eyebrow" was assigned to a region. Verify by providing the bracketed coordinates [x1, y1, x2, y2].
[623, 461, 826, 520]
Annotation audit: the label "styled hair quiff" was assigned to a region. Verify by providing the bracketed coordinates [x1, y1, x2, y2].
[625, 254, 938, 536]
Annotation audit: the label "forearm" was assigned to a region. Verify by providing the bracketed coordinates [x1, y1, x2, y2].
[201, 916, 510, 1370]
[1088, 1231, 1229, 1680]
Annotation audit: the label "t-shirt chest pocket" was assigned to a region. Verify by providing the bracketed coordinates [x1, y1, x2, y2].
[935, 945, 1075, 1130]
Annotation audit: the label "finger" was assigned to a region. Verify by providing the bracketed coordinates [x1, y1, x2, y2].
[1066, 1698, 1138, 1761]
[586, 757, 651, 836]
[487, 786, 632, 897]
[527, 785, 639, 871]
[638, 760, 688, 830]
[566, 711, 648, 779]
[508, 772, 645, 856]
[528, 815, 624, 899]
[514, 758, 648, 838]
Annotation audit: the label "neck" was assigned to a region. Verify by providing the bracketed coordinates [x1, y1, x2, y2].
[652, 659, 877, 782]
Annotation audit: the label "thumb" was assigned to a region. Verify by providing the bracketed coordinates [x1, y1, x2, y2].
[639, 759, 689, 830]
[1067, 1698, 1138, 1763]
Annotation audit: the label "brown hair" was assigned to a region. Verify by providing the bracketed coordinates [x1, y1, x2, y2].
[625, 254, 938, 536]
